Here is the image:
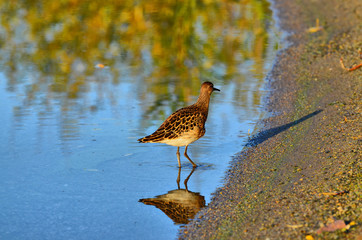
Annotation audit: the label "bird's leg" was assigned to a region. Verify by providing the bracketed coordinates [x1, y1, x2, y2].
[184, 167, 196, 191]
[184, 145, 197, 168]
[176, 167, 181, 189]
[176, 147, 181, 168]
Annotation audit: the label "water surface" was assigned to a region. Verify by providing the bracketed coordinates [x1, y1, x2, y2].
[0, 1, 279, 239]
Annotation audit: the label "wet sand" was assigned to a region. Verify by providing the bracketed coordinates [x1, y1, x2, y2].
[180, 0, 361, 239]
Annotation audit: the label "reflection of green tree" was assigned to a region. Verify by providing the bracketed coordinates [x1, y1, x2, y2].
[0, 0, 272, 124]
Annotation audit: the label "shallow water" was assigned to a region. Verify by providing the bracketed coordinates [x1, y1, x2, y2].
[0, 1, 279, 239]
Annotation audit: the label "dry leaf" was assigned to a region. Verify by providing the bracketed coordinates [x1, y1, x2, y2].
[287, 224, 303, 228]
[322, 190, 349, 196]
[307, 18, 323, 33]
[316, 220, 346, 234]
[305, 235, 314, 240]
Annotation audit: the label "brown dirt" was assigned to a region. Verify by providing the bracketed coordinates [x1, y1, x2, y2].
[180, 0, 361, 239]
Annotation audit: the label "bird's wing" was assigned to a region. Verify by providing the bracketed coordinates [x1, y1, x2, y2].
[138, 106, 206, 143]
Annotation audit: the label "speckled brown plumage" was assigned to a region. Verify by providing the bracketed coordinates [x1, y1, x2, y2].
[138, 107, 207, 143]
[138, 81, 220, 168]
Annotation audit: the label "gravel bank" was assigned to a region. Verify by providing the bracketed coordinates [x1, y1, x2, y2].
[180, 0, 361, 239]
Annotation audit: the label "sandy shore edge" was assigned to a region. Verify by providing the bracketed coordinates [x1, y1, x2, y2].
[180, 0, 361, 239]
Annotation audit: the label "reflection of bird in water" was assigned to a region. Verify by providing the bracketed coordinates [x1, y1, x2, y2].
[138, 82, 220, 168]
[139, 168, 205, 224]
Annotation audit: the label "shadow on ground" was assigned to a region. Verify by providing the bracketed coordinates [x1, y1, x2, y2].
[247, 109, 323, 147]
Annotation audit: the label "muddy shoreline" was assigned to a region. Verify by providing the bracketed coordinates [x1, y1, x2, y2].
[180, 0, 361, 239]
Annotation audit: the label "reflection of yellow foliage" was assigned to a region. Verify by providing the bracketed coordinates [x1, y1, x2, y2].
[203, 60, 213, 69]
[0, 0, 272, 116]
[133, 6, 146, 30]
[152, 41, 162, 56]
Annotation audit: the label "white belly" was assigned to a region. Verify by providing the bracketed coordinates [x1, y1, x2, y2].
[160, 128, 202, 147]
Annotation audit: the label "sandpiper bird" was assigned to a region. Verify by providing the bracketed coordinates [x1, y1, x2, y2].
[138, 81, 220, 168]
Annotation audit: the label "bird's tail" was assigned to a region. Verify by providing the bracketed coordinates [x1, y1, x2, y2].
[138, 131, 164, 143]
[138, 137, 148, 143]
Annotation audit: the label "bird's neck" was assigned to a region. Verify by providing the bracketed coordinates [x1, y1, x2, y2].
[195, 92, 211, 112]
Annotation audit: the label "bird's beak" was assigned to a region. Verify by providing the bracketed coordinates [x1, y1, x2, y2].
[213, 87, 220, 92]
